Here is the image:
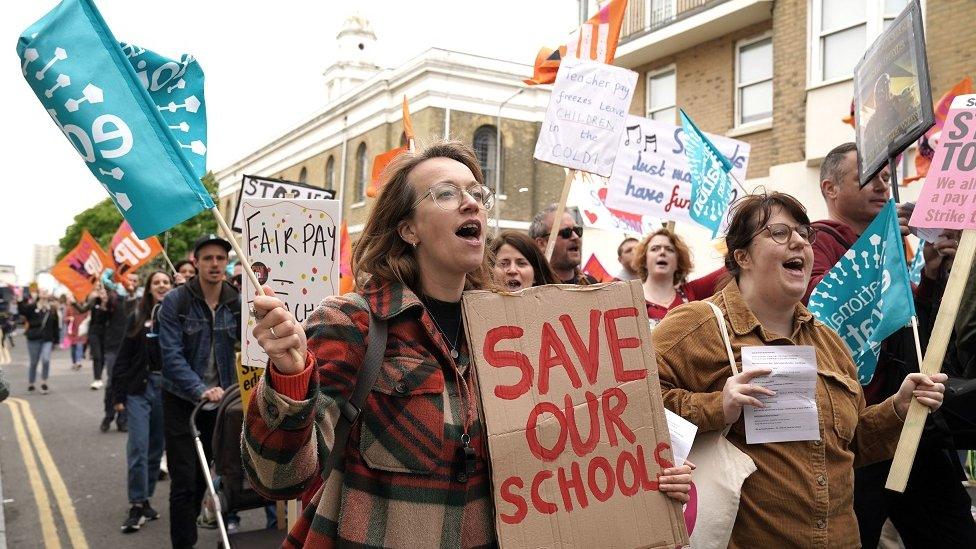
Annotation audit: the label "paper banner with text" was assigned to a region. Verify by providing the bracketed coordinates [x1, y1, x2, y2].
[236, 359, 262, 414]
[909, 94, 976, 230]
[604, 115, 749, 227]
[241, 198, 342, 372]
[462, 282, 687, 548]
[51, 230, 114, 302]
[232, 175, 336, 232]
[17, 0, 214, 239]
[109, 220, 162, 280]
[534, 57, 637, 177]
[568, 173, 660, 234]
[809, 200, 916, 384]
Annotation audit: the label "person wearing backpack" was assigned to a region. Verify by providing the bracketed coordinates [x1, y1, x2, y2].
[19, 290, 61, 394]
[111, 270, 173, 533]
[242, 141, 695, 547]
[158, 234, 240, 549]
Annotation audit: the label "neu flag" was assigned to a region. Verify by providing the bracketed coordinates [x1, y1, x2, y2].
[17, 0, 213, 239]
[807, 200, 915, 384]
[680, 109, 734, 237]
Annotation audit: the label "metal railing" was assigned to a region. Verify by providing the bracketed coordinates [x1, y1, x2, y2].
[621, 0, 728, 42]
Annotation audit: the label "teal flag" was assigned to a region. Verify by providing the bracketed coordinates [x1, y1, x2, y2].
[17, 0, 213, 239]
[909, 239, 926, 285]
[807, 200, 916, 384]
[679, 109, 734, 237]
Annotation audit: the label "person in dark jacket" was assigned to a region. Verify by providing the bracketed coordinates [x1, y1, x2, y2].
[813, 142, 976, 548]
[158, 234, 240, 548]
[19, 291, 60, 394]
[112, 270, 173, 533]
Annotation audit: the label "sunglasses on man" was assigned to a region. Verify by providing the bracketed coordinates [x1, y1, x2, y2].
[556, 226, 583, 239]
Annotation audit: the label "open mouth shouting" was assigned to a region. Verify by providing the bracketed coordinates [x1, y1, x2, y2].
[504, 278, 525, 291]
[782, 256, 806, 277]
[455, 219, 483, 245]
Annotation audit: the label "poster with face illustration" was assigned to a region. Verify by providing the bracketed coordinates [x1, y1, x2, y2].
[240, 198, 342, 371]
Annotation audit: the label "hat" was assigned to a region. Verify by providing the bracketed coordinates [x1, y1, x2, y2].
[192, 233, 232, 257]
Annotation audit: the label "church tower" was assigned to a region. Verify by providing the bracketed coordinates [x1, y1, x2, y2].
[324, 15, 380, 103]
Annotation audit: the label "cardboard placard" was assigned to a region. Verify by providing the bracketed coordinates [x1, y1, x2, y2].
[604, 115, 750, 224]
[533, 58, 638, 177]
[462, 282, 688, 548]
[231, 175, 336, 232]
[240, 198, 341, 372]
[909, 94, 976, 229]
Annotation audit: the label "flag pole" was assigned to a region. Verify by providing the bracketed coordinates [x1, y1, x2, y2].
[888, 155, 901, 203]
[545, 170, 577, 262]
[159, 248, 177, 276]
[209, 208, 305, 366]
[909, 315, 924, 373]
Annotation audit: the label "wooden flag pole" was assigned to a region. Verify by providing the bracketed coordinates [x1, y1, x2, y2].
[886, 228, 976, 492]
[545, 170, 577, 262]
[210, 207, 306, 367]
[159, 248, 177, 276]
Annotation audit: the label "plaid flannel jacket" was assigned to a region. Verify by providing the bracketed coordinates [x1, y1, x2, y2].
[242, 279, 496, 548]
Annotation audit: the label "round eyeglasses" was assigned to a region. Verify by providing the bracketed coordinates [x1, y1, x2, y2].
[412, 183, 495, 211]
[754, 223, 818, 244]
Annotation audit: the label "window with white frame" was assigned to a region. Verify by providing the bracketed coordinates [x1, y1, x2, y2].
[810, 0, 911, 85]
[646, 68, 676, 123]
[736, 35, 773, 126]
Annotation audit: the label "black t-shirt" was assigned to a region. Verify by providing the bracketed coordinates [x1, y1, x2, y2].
[421, 295, 463, 353]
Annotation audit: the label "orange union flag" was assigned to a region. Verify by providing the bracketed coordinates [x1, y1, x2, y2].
[51, 231, 113, 301]
[109, 220, 162, 280]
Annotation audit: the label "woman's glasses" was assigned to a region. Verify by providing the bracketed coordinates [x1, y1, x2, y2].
[755, 223, 818, 244]
[556, 226, 584, 239]
[412, 183, 495, 211]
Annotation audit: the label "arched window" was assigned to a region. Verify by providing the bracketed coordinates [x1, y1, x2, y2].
[472, 125, 497, 189]
[298, 166, 308, 184]
[325, 156, 335, 190]
[355, 143, 368, 200]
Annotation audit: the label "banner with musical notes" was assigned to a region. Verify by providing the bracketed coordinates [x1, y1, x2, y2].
[604, 115, 750, 225]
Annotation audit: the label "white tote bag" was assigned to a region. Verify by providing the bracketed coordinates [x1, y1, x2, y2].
[685, 302, 757, 549]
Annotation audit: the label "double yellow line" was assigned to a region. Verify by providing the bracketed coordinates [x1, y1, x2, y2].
[5, 398, 88, 549]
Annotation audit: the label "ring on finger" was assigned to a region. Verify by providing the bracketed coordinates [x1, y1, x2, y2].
[270, 325, 279, 339]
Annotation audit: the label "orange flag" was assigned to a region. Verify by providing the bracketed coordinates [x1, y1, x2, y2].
[582, 254, 614, 283]
[525, 0, 628, 86]
[904, 77, 973, 184]
[368, 96, 415, 198]
[338, 220, 354, 295]
[51, 231, 114, 302]
[109, 220, 163, 281]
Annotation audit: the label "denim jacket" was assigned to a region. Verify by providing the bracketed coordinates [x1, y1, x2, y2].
[158, 277, 240, 402]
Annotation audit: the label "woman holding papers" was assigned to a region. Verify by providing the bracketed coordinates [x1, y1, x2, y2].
[489, 230, 560, 290]
[242, 139, 698, 547]
[653, 191, 946, 547]
[633, 228, 724, 327]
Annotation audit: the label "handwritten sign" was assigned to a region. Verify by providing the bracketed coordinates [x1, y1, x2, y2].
[533, 58, 638, 177]
[241, 198, 341, 370]
[604, 115, 750, 224]
[462, 282, 688, 548]
[910, 94, 976, 230]
[232, 175, 336, 232]
[568, 174, 660, 234]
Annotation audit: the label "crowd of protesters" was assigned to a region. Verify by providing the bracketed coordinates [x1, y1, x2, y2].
[4, 138, 974, 547]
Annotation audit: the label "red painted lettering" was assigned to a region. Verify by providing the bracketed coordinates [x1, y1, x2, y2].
[604, 307, 647, 382]
[557, 461, 589, 512]
[635, 444, 658, 491]
[587, 456, 615, 502]
[601, 387, 636, 446]
[526, 401, 567, 461]
[483, 326, 533, 400]
[499, 476, 528, 524]
[616, 449, 641, 496]
[565, 391, 600, 457]
[531, 470, 557, 514]
[559, 310, 602, 384]
[538, 321, 582, 395]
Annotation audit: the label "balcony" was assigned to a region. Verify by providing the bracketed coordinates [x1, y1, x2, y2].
[615, 0, 773, 69]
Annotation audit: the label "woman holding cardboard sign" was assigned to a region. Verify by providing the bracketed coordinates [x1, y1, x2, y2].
[653, 191, 946, 547]
[242, 140, 696, 547]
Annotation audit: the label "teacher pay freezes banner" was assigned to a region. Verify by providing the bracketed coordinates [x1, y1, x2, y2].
[462, 282, 687, 549]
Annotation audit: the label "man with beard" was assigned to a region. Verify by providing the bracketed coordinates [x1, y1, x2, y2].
[529, 204, 597, 285]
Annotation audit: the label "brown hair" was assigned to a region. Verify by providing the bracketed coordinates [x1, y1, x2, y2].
[489, 230, 561, 286]
[352, 140, 492, 294]
[128, 270, 172, 337]
[633, 228, 693, 285]
[723, 191, 811, 279]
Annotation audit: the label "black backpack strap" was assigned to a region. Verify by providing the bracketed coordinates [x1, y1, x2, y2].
[320, 306, 388, 483]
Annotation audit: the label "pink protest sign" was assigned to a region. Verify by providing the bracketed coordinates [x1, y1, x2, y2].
[909, 94, 976, 229]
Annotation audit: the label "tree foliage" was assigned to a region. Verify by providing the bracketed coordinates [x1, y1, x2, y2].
[57, 172, 219, 266]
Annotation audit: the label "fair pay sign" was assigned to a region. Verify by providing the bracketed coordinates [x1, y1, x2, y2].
[462, 282, 688, 549]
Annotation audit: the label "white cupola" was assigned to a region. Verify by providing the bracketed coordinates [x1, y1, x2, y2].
[324, 15, 380, 102]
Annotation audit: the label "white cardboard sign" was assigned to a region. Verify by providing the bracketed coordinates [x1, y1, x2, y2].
[604, 115, 750, 224]
[241, 198, 342, 369]
[533, 57, 638, 177]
